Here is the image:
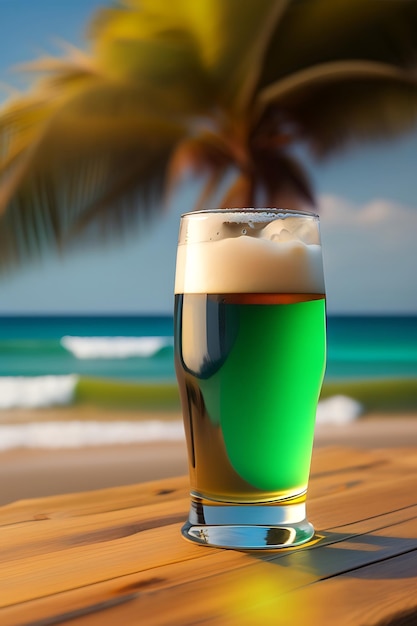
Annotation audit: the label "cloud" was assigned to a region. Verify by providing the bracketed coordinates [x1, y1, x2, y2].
[318, 195, 417, 313]
[320, 194, 417, 225]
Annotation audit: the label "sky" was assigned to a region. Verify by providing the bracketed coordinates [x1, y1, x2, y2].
[0, 0, 416, 315]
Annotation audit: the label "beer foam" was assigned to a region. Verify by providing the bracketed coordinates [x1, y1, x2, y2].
[175, 212, 325, 294]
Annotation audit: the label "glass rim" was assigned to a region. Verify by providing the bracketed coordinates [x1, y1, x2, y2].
[180, 207, 319, 219]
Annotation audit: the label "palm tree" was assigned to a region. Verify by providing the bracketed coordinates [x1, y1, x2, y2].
[1, 0, 417, 267]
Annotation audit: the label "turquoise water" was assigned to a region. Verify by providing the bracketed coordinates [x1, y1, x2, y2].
[0, 315, 174, 381]
[326, 316, 417, 380]
[0, 314, 416, 384]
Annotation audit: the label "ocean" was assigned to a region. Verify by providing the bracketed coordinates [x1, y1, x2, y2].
[0, 315, 175, 385]
[0, 314, 415, 449]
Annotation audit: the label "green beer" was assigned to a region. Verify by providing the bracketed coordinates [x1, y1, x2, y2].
[174, 209, 326, 549]
[175, 293, 326, 502]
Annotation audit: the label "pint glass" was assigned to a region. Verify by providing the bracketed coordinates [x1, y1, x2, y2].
[174, 209, 326, 549]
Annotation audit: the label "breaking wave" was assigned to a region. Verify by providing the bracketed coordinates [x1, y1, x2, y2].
[316, 395, 363, 425]
[0, 420, 185, 450]
[61, 336, 173, 359]
[0, 375, 78, 409]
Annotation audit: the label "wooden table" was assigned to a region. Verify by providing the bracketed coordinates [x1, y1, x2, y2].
[1, 445, 416, 626]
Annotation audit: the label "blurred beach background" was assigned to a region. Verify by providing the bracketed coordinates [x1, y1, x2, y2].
[0, 0, 416, 505]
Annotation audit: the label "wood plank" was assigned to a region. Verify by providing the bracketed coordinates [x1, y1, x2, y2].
[0, 453, 415, 602]
[10, 518, 414, 626]
[87, 520, 417, 625]
[0, 446, 400, 525]
[308, 474, 417, 529]
[1, 446, 413, 528]
[1, 446, 414, 533]
[0, 523, 206, 608]
[1, 464, 416, 567]
[310, 446, 390, 477]
[1, 445, 416, 624]
[0, 496, 190, 562]
[0, 475, 189, 526]
[0, 447, 395, 548]
[370, 447, 417, 470]
[284, 549, 417, 626]
[2, 505, 416, 625]
[0, 550, 265, 626]
[309, 447, 417, 503]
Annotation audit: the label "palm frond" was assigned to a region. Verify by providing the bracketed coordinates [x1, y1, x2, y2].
[165, 132, 233, 210]
[193, 166, 230, 211]
[257, 60, 417, 114]
[1, 0, 417, 269]
[274, 76, 417, 157]
[216, 0, 290, 114]
[255, 151, 315, 208]
[0, 90, 186, 267]
[219, 172, 255, 208]
[88, 1, 215, 114]
[253, 59, 417, 156]
[261, 0, 417, 88]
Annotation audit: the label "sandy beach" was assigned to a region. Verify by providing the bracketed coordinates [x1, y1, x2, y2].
[0, 408, 416, 507]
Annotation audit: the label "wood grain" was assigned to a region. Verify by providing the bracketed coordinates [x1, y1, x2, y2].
[0, 446, 416, 626]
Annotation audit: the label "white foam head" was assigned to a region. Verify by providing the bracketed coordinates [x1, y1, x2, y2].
[175, 209, 325, 294]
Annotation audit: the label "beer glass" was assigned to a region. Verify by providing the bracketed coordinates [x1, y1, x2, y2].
[174, 209, 326, 549]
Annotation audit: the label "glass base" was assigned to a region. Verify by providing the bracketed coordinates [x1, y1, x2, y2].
[181, 497, 314, 550]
